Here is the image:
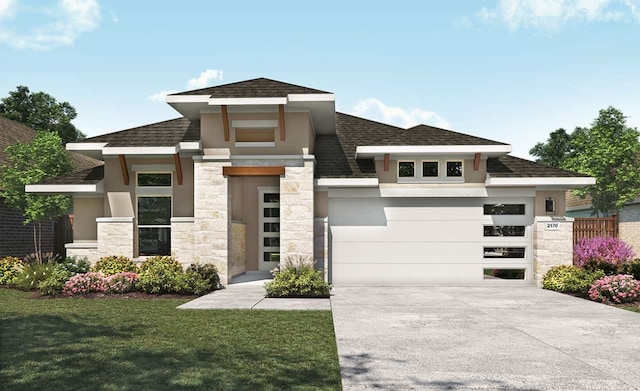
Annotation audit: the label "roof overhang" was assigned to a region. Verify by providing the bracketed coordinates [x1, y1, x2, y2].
[355, 145, 512, 159]
[25, 180, 104, 194]
[66, 142, 108, 159]
[66, 141, 201, 159]
[315, 178, 379, 188]
[485, 176, 596, 187]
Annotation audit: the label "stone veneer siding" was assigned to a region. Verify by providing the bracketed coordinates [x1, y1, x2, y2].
[66, 243, 100, 264]
[193, 159, 231, 285]
[619, 203, 640, 253]
[96, 217, 134, 259]
[171, 217, 195, 267]
[314, 217, 328, 281]
[280, 161, 314, 261]
[229, 222, 246, 278]
[533, 216, 574, 285]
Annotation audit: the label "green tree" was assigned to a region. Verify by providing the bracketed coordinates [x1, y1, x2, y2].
[529, 128, 573, 167]
[0, 132, 73, 260]
[0, 86, 86, 143]
[563, 107, 640, 215]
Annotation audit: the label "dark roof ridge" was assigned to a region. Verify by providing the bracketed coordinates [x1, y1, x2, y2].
[405, 124, 508, 146]
[170, 77, 330, 96]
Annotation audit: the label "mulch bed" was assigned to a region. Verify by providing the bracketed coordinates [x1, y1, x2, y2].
[29, 290, 199, 300]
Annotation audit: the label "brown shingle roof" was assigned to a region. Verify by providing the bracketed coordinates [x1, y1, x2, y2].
[82, 117, 199, 147]
[487, 155, 590, 178]
[0, 116, 37, 167]
[372, 124, 508, 146]
[170, 77, 329, 97]
[38, 164, 104, 185]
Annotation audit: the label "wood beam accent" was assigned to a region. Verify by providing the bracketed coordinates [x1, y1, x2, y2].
[221, 105, 230, 142]
[118, 155, 129, 186]
[279, 104, 286, 141]
[173, 154, 183, 185]
[473, 153, 481, 171]
[384, 153, 390, 171]
[222, 166, 285, 177]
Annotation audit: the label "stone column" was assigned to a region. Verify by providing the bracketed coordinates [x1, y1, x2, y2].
[280, 161, 314, 262]
[96, 217, 134, 260]
[533, 216, 574, 286]
[171, 217, 194, 267]
[193, 159, 231, 285]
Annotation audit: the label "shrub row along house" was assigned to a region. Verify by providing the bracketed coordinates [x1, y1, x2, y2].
[27, 78, 595, 286]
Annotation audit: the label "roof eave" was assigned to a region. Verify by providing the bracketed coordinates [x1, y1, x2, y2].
[25, 180, 104, 194]
[355, 145, 512, 159]
[485, 176, 596, 188]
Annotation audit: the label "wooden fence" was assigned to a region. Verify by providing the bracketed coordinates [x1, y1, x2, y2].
[573, 215, 618, 244]
[54, 214, 73, 258]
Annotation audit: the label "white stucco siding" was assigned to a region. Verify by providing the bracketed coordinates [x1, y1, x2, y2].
[329, 197, 534, 285]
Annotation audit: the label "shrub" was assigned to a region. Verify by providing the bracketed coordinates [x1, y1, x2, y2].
[60, 257, 91, 274]
[138, 256, 183, 294]
[0, 256, 26, 285]
[588, 274, 640, 304]
[23, 252, 61, 265]
[62, 273, 106, 295]
[265, 256, 330, 298]
[93, 255, 138, 276]
[621, 259, 640, 280]
[105, 272, 139, 293]
[542, 265, 605, 294]
[187, 263, 220, 291]
[175, 270, 210, 295]
[574, 237, 635, 273]
[39, 265, 74, 296]
[15, 263, 57, 291]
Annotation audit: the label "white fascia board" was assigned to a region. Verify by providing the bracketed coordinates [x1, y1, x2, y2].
[208, 97, 287, 105]
[315, 178, 379, 187]
[25, 181, 104, 194]
[485, 176, 596, 187]
[165, 95, 210, 103]
[102, 146, 178, 155]
[231, 120, 279, 128]
[287, 94, 335, 102]
[378, 185, 489, 198]
[355, 145, 512, 157]
[178, 141, 201, 151]
[66, 142, 107, 151]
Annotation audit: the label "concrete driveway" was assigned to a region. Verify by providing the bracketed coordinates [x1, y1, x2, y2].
[331, 286, 640, 390]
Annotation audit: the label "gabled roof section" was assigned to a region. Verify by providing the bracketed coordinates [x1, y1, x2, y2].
[81, 117, 199, 147]
[315, 112, 403, 178]
[170, 77, 330, 97]
[372, 124, 508, 146]
[37, 164, 104, 185]
[487, 155, 590, 178]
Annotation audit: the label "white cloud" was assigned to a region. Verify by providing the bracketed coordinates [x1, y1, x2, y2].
[351, 98, 452, 129]
[476, 0, 640, 31]
[147, 90, 179, 102]
[0, 0, 101, 50]
[148, 69, 224, 102]
[186, 69, 224, 89]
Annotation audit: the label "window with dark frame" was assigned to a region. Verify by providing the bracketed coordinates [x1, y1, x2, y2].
[398, 161, 415, 177]
[137, 173, 172, 256]
[483, 226, 526, 237]
[483, 204, 526, 215]
[422, 161, 439, 177]
[483, 247, 526, 258]
[545, 197, 556, 214]
[446, 161, 462, 177]
[483, 268, 526, 280]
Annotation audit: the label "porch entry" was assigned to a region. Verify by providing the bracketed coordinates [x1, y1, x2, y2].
[258, 186, 280, 271]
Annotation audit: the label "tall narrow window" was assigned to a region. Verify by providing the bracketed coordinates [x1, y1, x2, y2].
[545, 197, 556, 214]
[137, 173, 172, 256]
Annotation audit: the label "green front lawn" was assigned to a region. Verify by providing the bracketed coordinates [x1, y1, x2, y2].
[0, 289, 341, 391]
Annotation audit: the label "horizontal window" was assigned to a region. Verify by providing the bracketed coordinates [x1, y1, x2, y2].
[236, 128, 275, 143]
[263, 193, 280, 203]
[422, 161, 439, 177]
[138, 173, 171, 187]
[139, 227, 171, 256]
[483, 268, 525, 280]
[263, 207, 280, 218]
[263, 252, 280, 262]
[446, 161, 463, 177]
[398, 161, 415, 178]
[483, 247, 526, 258]
[264, 237, 280, 247]
[483, 204, 525, 215]
[138, 197, 171, 225]
[264, 223, 280, 233]
[483, 226, 526, 237]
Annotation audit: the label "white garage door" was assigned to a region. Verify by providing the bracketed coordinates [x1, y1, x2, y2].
[329, 197, 533, 285]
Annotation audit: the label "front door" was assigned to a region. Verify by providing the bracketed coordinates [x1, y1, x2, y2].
[258, 187, 280, 271]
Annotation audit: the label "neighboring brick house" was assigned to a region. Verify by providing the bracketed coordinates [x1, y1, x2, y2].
[28, 77, 595, 286]
[0, 116, 101, 258]
[566, 192, 640, 251]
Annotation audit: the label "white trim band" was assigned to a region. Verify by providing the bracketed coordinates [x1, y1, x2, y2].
[486, 176, 596, 187]
[315, 178, 379, 187]
[209, 97, 287, 105]
[231, 120, 279, 128]
[356, 145, 512, 157]
[96, 217, 134, 223]
[103, 146, 179, 155]
[25, 181, 104, 194]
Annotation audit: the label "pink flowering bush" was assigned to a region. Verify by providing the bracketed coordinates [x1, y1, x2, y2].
[62, 272, 107, 295]
[588, 274, 640, 304]
[574, 237, 635, 273]
[104, 272, 139, 293]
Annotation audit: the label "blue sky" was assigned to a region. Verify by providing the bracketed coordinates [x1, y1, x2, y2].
[1, 0, 639, 158]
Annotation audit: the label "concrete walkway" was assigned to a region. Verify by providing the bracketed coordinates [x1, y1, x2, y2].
[331, 286, 640, 391]
[177, 283, 331, 310]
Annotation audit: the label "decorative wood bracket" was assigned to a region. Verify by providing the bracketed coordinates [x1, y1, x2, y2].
[221, 105, 230, 142]
[384, 153, 390, 171]
[222, 166, 285, 176]
[173, 154, 183, 185]
[279, 104, 286, 141]
[118, 155, 129, 185]
[473, 153, 481, 171]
